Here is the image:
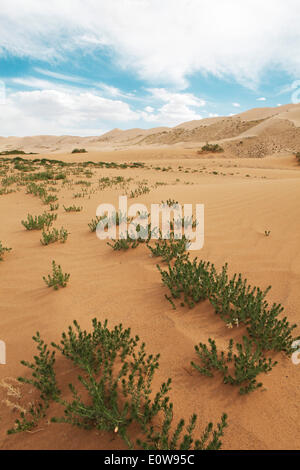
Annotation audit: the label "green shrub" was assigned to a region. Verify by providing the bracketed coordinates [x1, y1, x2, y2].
[26, 182, 47, 198]
[0, 149, 26, 155]
[191, 336, 277, 395]
[42, 193, 58, 205]
[40, 227, 69, 245]
[63, 205, 82, 212]
[158, 256, 299, 356]
[50, 203, 59, 211]
[8, 319, 228, 450]
[107, 236, 141, 251]
[148, 231, 189, 262]
[198, 143, 224, 153]
[21, 212, 57, 230]
[0, 241, 12, 260]
[88, 215, 106, 232]
[157, 257, 212, 308]
[43, 260, 70, 289]
[71, 148, 87, 154]
[18, 332, 60, 401]
[129, 184, 150, 198]
[161, 199, 178, 207]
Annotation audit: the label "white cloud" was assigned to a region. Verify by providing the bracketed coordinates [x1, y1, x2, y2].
[34, 68, 83, 83]
[257, 97, 266, 101]
[145, 106, 154, 113]
[232, 102, 241, 107]
[0, 88, 139, 136]
[1, 1, 300, 89]
[1, 78, 209, 134]
[141, 88, 205, 125]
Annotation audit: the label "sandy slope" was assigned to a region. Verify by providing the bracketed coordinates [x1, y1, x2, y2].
[1, 103, 300, 155]
[0, 149, 299, 450]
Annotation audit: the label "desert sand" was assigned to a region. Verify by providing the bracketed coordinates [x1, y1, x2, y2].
[0, 104, 300, 450]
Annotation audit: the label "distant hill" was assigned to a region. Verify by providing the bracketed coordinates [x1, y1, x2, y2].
[1, 103, 300, 157]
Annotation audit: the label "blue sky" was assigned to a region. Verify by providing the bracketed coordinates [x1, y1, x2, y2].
[0, 0, 300, 136]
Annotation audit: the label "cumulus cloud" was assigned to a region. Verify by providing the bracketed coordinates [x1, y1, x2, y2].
[0, 81, 208, 135]
[0, 88, 139, 136]
[1, 1, 300, 88]
[232, 102, 241, 107]
[141, 88, 205, 125]
[257, 97, 266, 101]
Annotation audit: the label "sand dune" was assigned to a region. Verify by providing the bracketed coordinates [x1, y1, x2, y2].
[1, 104, 300, 156]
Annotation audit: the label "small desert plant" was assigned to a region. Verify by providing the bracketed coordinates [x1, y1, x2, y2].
[71, 148, 87, 154]
[50, 203, 59, 211]
[198, 143, 224, 153]
[161, 199, 178, 207]
[107, 237, 141, 251]
[0, 149, 26, 155]
[63, 204, 82, 212]
[264, 230, 271, 237]
[295, 152, 300, 163]
[26, 182, 47, 198]
[8, 318, 228, 450]
[148, 231, 190, 263]
[7, 333, 60, 434]
[43, 260, 70, 289]
[157, 256, 212, 308]
[88, 215, 106, 232]
[21, 212, 57, 230]
[7, 403, 46, 434]
[107, 223, 154, 251]
[191, 337, 277, 394]
[138, 406, 228, 450]
[246, 304, 299, 355]
[157, 256, 299, 355]
[42, 193, 58, 205]
[18, 332, 60, 401]
[129, 184, 150, 198]
[40, 227, 69, 245]
[0, 241, 12, 260]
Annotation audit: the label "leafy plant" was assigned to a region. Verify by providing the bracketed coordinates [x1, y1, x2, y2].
[246, 304, 299, 355]
[8, 319, 228, 450]
[129, 184, 150, 198]
[161, 199, 178, 207]
[107, 223, 154, 251]
[42, 193, 58, 205]
[21, 212, 57, 230]
[63, 204, 82, 212]
[157, 257, 212, 308]
[18, 332, 60, 401]
[40, 227, 69, 245]
[50, 203, 59, 211]
[43, 260, 70, 289]
[0, 240, 12, 260]
[107, 237, 141, 251]
[192, 336, 277, 394]
[138, 406, 228, 450]
[158, 256, 299, 355]
[26, 182, 47, 198]
[72, 148, 87, 154]
[148, 231, 190, 262]
[8, 333, 60, 434]
[7, 403, 46, 434]
[88, 215, 106, 232]
[198, 143, 224, 153]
